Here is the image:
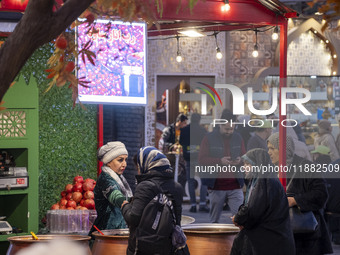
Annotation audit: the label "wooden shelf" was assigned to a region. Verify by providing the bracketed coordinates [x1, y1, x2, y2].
[0, 76, 39, 246]
[0, 189, 29, 195]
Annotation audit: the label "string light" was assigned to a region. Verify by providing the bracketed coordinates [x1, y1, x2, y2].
[252, 29, 259, 58]
[176, 35, 182, 62]
[214, 32, 223, 60]
[221, 0, 230, 12]
[216, 48, 223, 59]
[252, 44, 259, 58]
[272, 26, 279, 41]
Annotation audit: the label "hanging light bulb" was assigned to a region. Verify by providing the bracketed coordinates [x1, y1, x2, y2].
[216, 47, 223, 59]
[176, 51, 183, 62]
[176, 35, 182, 63]
[214, 32, 223, 60]
[252, 29, 259, 58]
[272, 26, 279, 41]
[252, 44, 259, 58]
[221, 0, 230, 12]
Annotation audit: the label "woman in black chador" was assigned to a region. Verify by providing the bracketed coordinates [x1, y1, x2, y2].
[231, 148, 295, 255]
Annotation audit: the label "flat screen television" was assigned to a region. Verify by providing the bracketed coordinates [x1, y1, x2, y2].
[77, 19, 147, 105]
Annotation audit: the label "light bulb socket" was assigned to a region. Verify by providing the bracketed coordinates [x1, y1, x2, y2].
[274, 26, 279, 34]
[254, 44, 258, 51]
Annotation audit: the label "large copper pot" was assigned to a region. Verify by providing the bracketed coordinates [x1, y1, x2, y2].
[182, 223, 239, 255]
[91, 229, 129, 255]
[6, 235, 91, 255]
[91, 215, 194, 255]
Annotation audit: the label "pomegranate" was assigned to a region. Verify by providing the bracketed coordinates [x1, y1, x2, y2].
[83, 181, 94, 192]
[65, 61, 75, 73]
[79, 199, 85, 207]
[83, 199, 95, 209]
[73, 175, 84, 184]
[66, 193, 73, 200]
[85, 13, 95, 24]
[72, 191, 83, 203]
[67, 200, 77, 208]
[59, 198, 68, 207]
[60, 191, 67, 197]
[65, 184, 73, 193]
[55, 35, 67, 50]
[84, 190, 94, 200]
[73, 182, 83, 193]
[84, 178, 96, 184]
[50, 203, 60, 210]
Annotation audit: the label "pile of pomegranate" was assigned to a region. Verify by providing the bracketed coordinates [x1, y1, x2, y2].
[50, 175, 96, 210]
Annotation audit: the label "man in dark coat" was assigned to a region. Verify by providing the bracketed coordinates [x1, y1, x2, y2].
[267, 132, 333, 255]
[122, 146, 183, 255]
[160, 113, 188, 153]
[179, 113, 209, 213]
[198, 109, 245, 223]
[231, 148, 295, 255]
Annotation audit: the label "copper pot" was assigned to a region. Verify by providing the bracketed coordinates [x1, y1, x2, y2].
[182, 223, 239, 255]
[91, 229, 129, 255]
[6, 235, 91, 255]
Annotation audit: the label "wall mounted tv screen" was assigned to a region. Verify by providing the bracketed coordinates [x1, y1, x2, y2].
[77, 20, 147, 105]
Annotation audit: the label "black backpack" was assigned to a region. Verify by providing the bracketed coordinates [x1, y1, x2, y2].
[135, 180, 176, 255]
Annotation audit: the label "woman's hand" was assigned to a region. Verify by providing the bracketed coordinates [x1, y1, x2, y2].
[121, 200, 129, 208]
[287, 196, 297, 207]
[231, 216, 244, 230]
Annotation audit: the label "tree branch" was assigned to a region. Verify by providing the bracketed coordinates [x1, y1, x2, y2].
[0, 0, 94, 102]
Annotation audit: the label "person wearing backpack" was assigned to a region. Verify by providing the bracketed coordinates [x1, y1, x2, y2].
[122, 146, 185, 255]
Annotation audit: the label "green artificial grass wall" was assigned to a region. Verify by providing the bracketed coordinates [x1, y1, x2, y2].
[19, 43, 98, 228]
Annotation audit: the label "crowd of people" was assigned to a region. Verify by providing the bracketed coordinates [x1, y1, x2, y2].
[159, 110, 340, 254]
[82, 109, 340, 255]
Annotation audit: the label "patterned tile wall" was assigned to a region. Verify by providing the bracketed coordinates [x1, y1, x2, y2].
[227, 29, 276, 84]
[146, 33, 226, 146]
[288, 31, 332, 75]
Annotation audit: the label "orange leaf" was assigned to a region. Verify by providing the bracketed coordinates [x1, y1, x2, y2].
[10, 82, 15, 87]
[47, 72, 56, 79]
[306, 2, 315, 8]
[45, 68, 54, 73]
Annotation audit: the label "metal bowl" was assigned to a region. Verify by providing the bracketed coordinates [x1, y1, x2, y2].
[181, 215, 195, 225]
[182, 223, 239, 234]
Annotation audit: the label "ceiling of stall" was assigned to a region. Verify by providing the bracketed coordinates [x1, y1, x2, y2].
[146, 0, 297, 36]
[0, 0, 298, 37]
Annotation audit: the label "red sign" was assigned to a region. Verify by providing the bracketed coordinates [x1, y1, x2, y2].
[16, 178, 25, 184]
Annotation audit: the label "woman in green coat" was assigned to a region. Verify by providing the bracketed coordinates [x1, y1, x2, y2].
[89, 141, 133, 235]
